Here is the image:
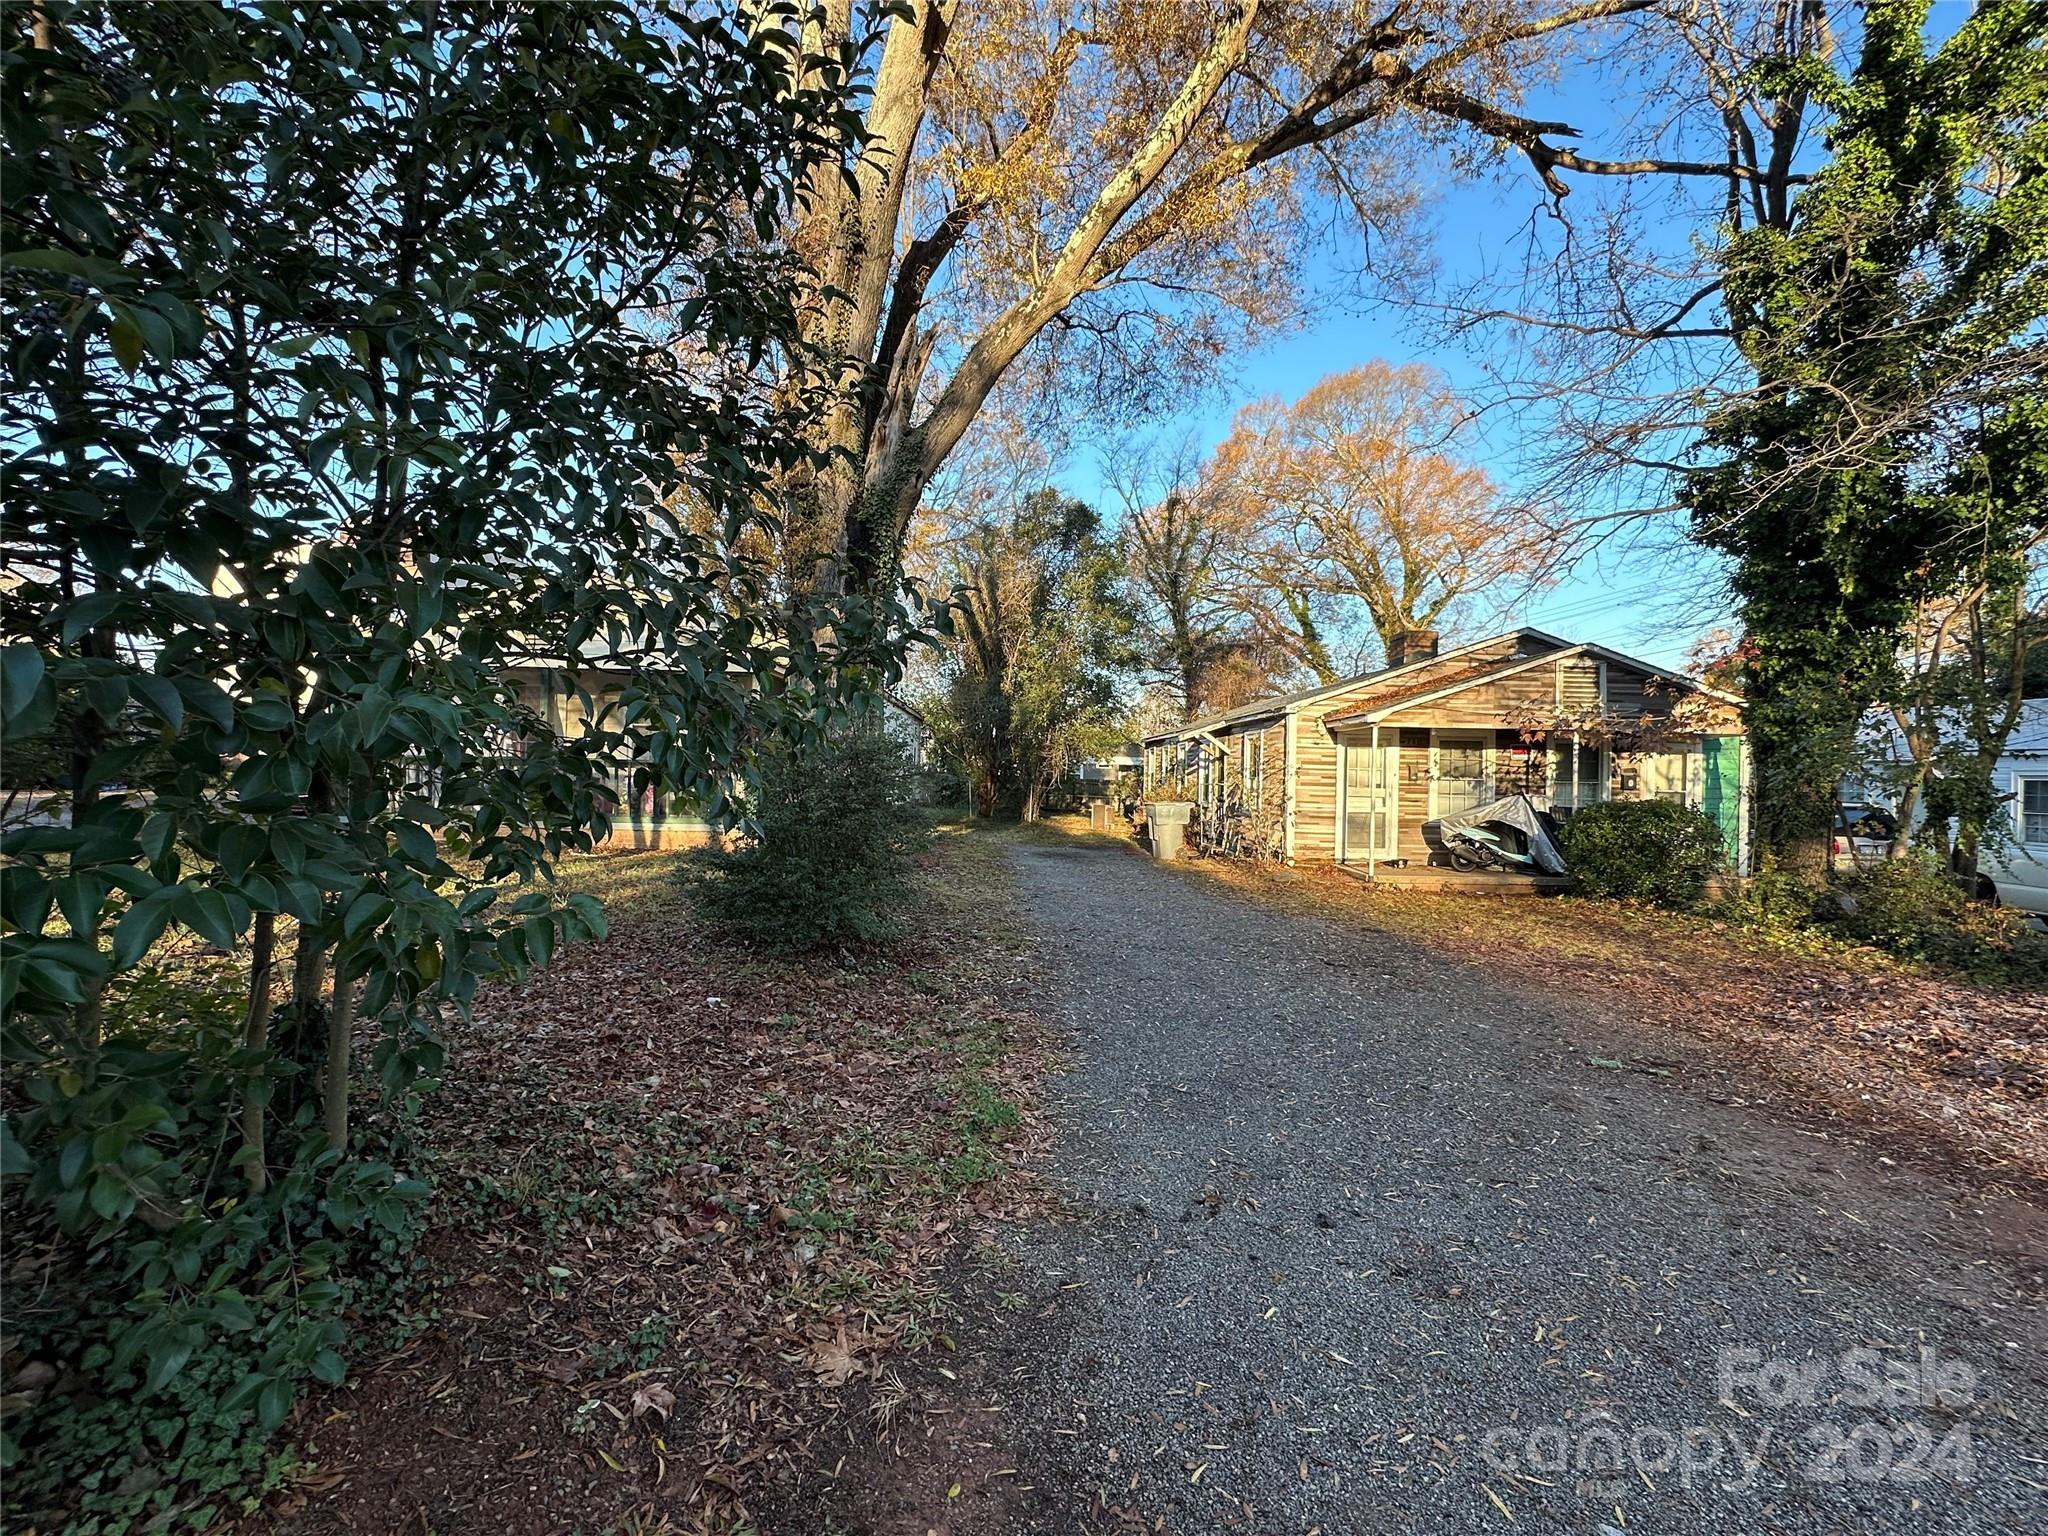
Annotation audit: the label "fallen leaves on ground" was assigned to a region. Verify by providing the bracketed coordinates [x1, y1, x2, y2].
[266, 823, 1053, 1536]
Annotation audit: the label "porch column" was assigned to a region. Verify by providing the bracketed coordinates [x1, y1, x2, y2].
[1368, 723, 1380, 880]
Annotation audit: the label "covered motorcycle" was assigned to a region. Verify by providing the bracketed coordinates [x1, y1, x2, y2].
[1419, 793, 1568, 875]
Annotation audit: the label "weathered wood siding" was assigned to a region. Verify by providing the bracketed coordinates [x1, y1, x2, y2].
[1289, 719, 1336, 859]
[1289, 636, 1559, 861]
[1395, 731, 1432, 860]
[1494, 730, 1547, 800]
[1606, 665, 1670, 718]
[1605, 663, 1740, 729]
[1390, 655, 1592, 728]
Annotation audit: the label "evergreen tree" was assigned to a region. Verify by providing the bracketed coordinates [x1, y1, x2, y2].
[1687, 0, 2048, 866]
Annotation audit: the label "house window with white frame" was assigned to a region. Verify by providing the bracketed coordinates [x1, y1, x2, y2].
[2021, 777, 2048, 845]
[1639, 746, 1700, 806]
[1548, 737, 1606, 811]
[1243, 733, 1263, 808]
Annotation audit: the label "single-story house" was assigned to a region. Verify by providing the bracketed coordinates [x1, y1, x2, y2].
[882, 692, 932, 770]
[1985, 700, 2048, 911]
[1139, 626, 1749, 874]
[504, 657, 930, 851]
[1073, 741, 1143, 795]
[1851, 697, 2048, 912]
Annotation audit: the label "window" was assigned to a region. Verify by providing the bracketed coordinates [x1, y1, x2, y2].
[2022, 778, 2048, 845]
[1242, 733, 1264, 807]
[1432, 733, 1493, 818]
[1548, 738, 1606, 811]
[1640, 748, 1698, 806]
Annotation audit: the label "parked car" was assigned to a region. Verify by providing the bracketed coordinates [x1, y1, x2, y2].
[1977, 839, 2048, 917]
[1831, 802, 1899, 868]
[1977, 707, 2048, 919]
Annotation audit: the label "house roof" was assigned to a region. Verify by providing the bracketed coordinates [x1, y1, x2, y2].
[1140, 628, 1740, 746]
[1139, 627, 1571, 744]
[884, 692, 928, 726]
[1319, 655, 1538, 726]
[1319, 638, 1740, 729]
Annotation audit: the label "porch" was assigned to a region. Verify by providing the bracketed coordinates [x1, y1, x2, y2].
[1337, 862, 1568, 895]
[1329, 724, 1743, 872]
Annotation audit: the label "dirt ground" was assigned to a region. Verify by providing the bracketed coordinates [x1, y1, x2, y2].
[260, 825, 1054, 1536]
[255, 819, 2046, 1535]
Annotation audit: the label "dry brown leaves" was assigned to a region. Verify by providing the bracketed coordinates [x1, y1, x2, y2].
[265, 828, 1054, 1536]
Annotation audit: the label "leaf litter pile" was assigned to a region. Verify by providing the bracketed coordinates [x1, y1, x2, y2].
[268, 824, 1052, 1535]
[1102, 823, 2048, 1185]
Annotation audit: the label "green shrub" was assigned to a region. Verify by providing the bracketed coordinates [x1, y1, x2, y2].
[690, 727, 923, 951]
[1827, 859, 2048, 988]
[1713, 864, 1827, 933]
[1558, 799, 1727, 907]
[0, 941, 433, 1532]
[1, 1072, 428, 1534]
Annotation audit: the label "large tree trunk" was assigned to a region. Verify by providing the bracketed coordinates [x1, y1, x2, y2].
[793, 0, 1663, 599]
[816, 2, 1264, 595]
[792, 0, 956, 587]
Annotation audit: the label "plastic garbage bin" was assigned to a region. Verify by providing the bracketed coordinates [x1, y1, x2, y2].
[1145, 800, 1193, 861]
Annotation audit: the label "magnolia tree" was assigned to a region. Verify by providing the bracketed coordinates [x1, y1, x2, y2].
[0, 0, 906, 1472]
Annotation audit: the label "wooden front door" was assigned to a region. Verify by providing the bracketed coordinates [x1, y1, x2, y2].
[1339, 738, 1397, 861]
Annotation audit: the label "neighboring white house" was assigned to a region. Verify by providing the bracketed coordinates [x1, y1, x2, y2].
[503, 661, 934, 850]
[883, 693, 931, 770]
[1073, 741, 1142, 797]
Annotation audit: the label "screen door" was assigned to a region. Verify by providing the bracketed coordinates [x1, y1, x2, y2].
[1342, 740, 1396, 860]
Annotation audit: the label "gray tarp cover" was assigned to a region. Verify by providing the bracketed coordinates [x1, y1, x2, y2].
[1433, 793, 1569, 875]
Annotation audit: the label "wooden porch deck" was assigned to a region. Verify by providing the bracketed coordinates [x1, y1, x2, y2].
[1336, 862, 1567, 896]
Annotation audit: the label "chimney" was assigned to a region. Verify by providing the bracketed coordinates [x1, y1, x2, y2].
[1388, 628, 1439, 667]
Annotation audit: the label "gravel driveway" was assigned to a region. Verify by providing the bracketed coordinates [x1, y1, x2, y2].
[849, 841, 2048, 1536]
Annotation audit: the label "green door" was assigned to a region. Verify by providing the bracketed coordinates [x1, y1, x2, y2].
[1699, 735, 1743, 868]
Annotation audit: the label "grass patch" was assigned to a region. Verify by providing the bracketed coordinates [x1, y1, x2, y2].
[998, 813, 1144, 854]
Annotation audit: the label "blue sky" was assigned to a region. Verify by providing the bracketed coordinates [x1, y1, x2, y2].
[1046, 44, 1768, 674]
[1056, 218, 1731, 673]
[1048, 265, 1731, 673]
[1043, 4, 1982, 676]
